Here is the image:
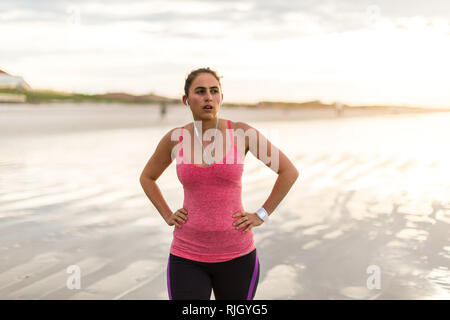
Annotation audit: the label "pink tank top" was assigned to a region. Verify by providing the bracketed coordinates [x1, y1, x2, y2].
[170, 119, 256, 262]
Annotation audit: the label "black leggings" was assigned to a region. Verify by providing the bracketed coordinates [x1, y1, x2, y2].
[167, 249, 260, 300]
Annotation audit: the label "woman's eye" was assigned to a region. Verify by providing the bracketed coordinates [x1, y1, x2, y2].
[196, 89, 218, 94]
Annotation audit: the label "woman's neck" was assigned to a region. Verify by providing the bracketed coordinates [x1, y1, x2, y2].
[193, 117, 220, 133]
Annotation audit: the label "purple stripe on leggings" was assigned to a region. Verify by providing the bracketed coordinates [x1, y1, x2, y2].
[167, 256, 172, 300]
[247, 252, 259, 300]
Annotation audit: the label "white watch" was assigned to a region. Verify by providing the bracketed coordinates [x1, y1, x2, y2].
[256, 207, 269, 222]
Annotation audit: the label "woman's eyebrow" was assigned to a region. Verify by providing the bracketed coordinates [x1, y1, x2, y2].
[194, 86, 219, 90]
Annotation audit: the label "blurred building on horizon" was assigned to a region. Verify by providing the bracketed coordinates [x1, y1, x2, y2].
[0, 69, 30, 102]
[0, 69, 31, 91]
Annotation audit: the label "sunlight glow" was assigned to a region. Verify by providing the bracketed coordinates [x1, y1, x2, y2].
[1, 2, 449, 107]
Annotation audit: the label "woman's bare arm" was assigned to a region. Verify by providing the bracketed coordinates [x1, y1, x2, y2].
[238, 122, 299, 216]
[139, 128, 186, 228]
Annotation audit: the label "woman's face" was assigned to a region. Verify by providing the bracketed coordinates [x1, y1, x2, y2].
[184, 73, 223, 120]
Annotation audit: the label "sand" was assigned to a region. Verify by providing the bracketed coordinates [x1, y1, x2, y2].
[0, 103, 449, 299]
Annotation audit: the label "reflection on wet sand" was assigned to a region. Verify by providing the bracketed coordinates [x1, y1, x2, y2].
[0, 106, 449, 299]
[253, 149, 450, 299]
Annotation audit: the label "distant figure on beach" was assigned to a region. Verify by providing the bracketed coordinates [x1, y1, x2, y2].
[140, 67, 299, 300]
[160, 101, 167, 121]
[335, 102, 343, 117]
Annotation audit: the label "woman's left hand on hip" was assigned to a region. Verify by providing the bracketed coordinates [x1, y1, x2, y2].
[232, 211, 264, 234]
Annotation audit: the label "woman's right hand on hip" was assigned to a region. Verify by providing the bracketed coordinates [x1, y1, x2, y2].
[166, 208, 188, 228]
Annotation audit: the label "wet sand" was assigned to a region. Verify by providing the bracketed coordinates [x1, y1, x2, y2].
[0, 103, 449, 299]
[0, 102, 445, 135]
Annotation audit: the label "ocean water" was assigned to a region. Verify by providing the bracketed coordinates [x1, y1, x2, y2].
[0, 104, 449, 299]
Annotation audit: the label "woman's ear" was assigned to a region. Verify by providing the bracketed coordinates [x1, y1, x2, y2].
[182, 96, 189, 106]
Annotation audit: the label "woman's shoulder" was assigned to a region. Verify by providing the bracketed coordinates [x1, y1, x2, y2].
[229, 120, 254, 131]
[160, 126, 186, 147]
[178, 122, 193, 131]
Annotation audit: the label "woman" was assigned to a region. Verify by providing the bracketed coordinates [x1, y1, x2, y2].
[139, 67, 299, 300]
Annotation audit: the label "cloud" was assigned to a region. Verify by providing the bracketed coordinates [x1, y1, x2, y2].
[1, 0, 449, 107]
[2, 0, 449, 39]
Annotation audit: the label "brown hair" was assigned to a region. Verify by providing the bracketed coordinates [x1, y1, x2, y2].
[184, 67, 222, 97]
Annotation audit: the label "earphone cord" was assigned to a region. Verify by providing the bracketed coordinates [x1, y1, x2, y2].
[193, 99, 222, 155]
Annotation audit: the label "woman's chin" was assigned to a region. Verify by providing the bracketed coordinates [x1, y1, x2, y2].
[196, 113, 218, 120]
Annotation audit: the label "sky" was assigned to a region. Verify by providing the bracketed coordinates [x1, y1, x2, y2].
[1, 0, 450, 108]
